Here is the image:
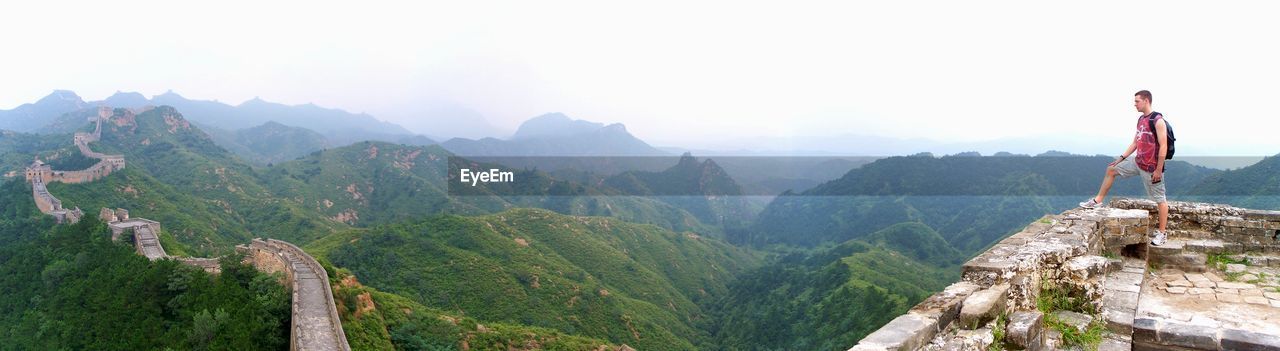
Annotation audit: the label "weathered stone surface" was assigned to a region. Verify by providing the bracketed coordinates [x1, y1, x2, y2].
[958, 284, 1009, 329]
[1184, 239, 1227, 254]
[1005, 311, 1043, 351]
[936, 327, 994, 351]
[1159, 321, 1221, 350]
[1132, 317, 1160, 345]
[1218, 281, 1255, 290]
[910, 281, 981, 331]
[849, 313, 939, 351]
[1153, 252, 1207, 272]
[1064, 255, 1111, 281]
[1222, 328, 1280, 350]
[1097, 337, 1132, 351]
[1052, 310, 1093, 333]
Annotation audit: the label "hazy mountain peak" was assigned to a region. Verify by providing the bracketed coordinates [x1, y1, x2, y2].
[676, 152, 698, 167]
[154, 89, 185, 99]
[600, 123, 628, 134]
[510, 112, 607, 140]
[240, 96, 268, 106]
[103, 91, 150, 108]
[38, 90, 84, 105]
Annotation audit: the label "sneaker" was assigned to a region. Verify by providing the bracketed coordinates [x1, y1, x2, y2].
[1151, 230, 1167, 246]
[1079, 197, 1103, 208]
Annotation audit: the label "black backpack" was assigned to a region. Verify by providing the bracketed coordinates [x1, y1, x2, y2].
[1146, 112, 1176, 159]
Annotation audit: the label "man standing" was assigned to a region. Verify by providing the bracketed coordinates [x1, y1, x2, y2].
[1079, 90, 1169, 246]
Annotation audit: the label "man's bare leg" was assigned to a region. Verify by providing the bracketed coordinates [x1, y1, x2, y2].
[1158, 201, 1168, 231]
[1093, 166, 1119, 203]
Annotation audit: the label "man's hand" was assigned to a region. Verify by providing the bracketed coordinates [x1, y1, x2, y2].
[1110, 156, 1125, 167]
[1152, 170, 1163, 184]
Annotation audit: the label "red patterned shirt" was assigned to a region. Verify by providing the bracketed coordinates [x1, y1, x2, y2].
[1134, 112, 1164, 173]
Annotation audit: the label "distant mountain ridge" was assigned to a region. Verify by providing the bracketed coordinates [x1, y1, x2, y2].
[442, 112, 667, 156]
[200, 121, 333, 165]
[0, 90, 89, 132]
[0, 90, 418, 141]
[748, 152, 1223, 250]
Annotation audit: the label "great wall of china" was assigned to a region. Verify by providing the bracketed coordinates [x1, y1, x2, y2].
[23, 107, 351, 351]
[850, 199, 1280, 351]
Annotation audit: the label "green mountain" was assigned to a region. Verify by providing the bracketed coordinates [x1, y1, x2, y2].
[0, 181, 291, 350]
[603, 153, 757, 228]
[202, 121, 333, 165]
[35, 107, 104, 134]
[0, 90, 89, 132]
[45, 106, 342, 254]
[748, 153, 1222, 252]
[307, 208, 760, 350]
[705, 227, 957, 351]
[0, 130, 67, 176]
[262, 141, 721, 234]
[1187, 153, 1280, 209]
[328, 265, 624, 350]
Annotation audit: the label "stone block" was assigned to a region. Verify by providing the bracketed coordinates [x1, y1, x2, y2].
[958, 284, 1010, 329]
[1222, 329, 1280, 350]
[1184, 239, 1226, 254]
[1005, 311, 1043, 351]
[1064, 255, 1111, 281]
[909, 281, 981, 330]
[1132, 318, 1159, 345]
[850, 313, 939, 351]
[1098, 337, 1132, 351]
[1159, 321, 1221, 350]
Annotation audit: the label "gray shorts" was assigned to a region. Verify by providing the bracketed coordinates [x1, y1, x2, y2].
[1114, 157, 1167, 203]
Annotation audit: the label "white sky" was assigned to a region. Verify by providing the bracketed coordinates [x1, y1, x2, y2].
[2, 1, 1278, 155]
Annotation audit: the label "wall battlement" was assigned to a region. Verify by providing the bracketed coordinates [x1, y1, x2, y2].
[850, 199, 1280, 351]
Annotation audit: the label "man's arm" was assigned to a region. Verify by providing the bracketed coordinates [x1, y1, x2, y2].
[1154, 119, 1168, 176]
[1113, 140, 1138, 166]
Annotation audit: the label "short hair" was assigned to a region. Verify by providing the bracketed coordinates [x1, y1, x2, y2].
[1135, 90, 1152, 103]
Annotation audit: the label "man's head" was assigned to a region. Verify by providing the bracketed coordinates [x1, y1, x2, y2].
[1134, 90, 1153, 113]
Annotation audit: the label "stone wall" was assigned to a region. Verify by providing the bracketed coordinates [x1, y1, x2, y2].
[28, 110, 351, 350]
[238, 239, 352, 351]
[849, 199, 1280, 351]
[24, 109, 125, 187]
[23, 110, 125, 225]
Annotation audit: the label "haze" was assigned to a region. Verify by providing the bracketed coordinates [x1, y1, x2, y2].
[2, 0, 1278, 156]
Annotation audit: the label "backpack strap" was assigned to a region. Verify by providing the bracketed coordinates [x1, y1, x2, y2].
[1146, 112, 1167, 171]
[1145, 112, 1163, 142]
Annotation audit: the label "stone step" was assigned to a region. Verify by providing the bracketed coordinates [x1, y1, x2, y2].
[1182, 238, 1227, 254]
[1101, 258, 1146, 335]
[1148, 240, 1208, 272]
[1154, 253, 1208, 272]
[1098, 336, 1132, 351]
[1216, 254, 1280, 269]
